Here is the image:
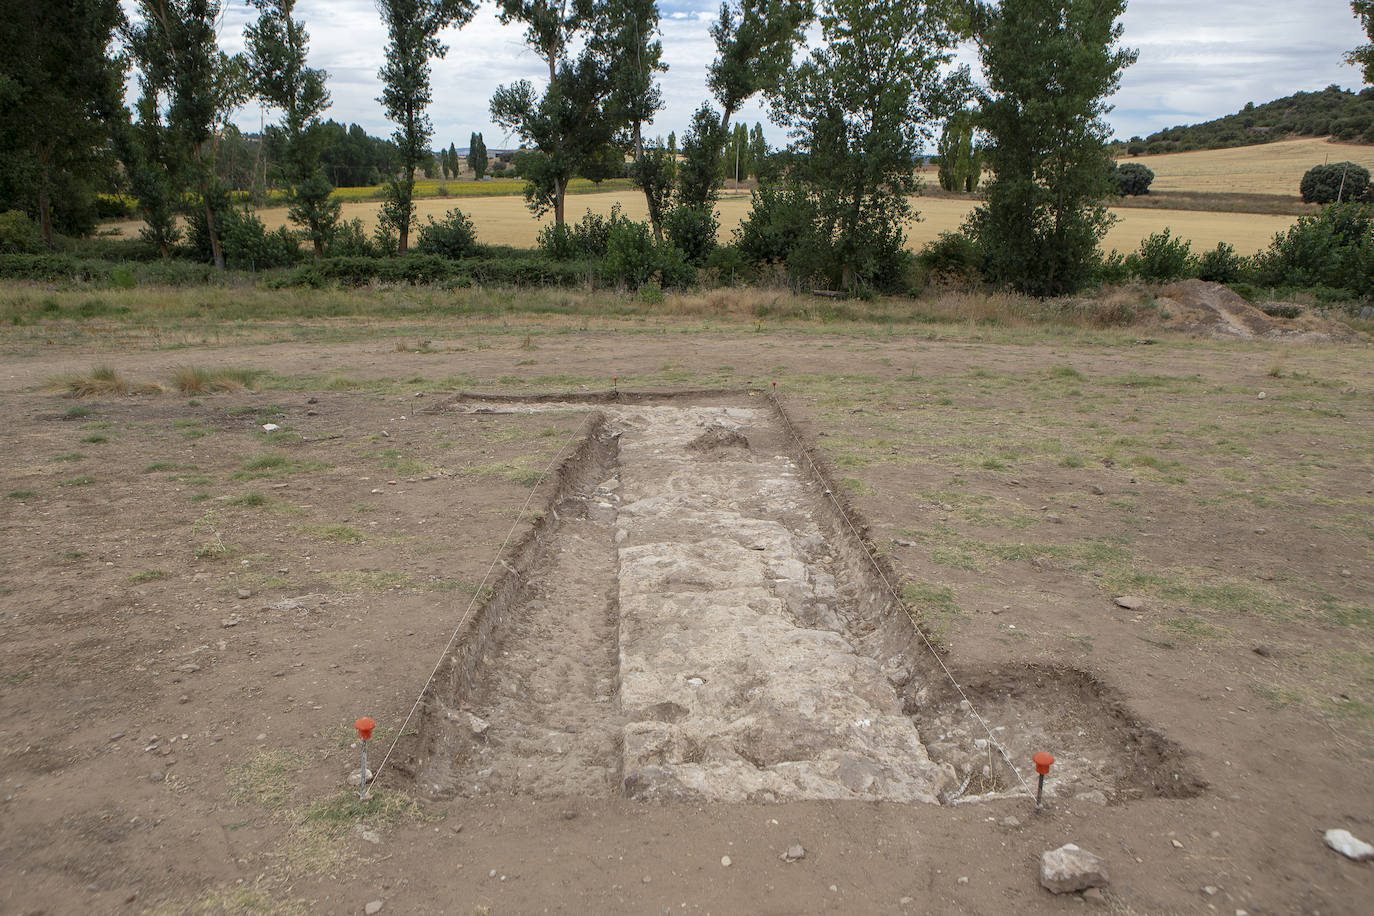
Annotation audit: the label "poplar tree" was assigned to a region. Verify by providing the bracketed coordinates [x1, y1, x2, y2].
[471, 132, 488, 179]
[967, 0, 1136, 296]
[376, 0, 476, 254]
[771, 0, 961, 292]
[246, 0, 338, 257]
[708, 0, 814, 135]
[0, 0, 125, 247]
[126, 0, 247, 270]
[491, 1, 636, 224]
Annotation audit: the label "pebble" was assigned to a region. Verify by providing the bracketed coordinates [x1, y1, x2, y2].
[1339, 569, 1352, 578]
[1171, 839, 1184, 849]
[1257, 392, 1267, 399]
[900, 897, 914, 906]
[1000, 816, 1021, 828]
[489, 869, 497, 878]
[1114, 596, 1143, 610]
[364, 901, 384, 915]
[720, 856, 732, 867]
[1046, 513, 1064, 524]
[1202, 886, 1219, 896]
[1324, 828, 1374, 861]
[221, 616, 243, 628]
[1082, 887, 1104, 901]
[956, 876, 968, 885]
[1090, 485, 1105, 495]
[237, 589, 252, 599]
[783, 844, 806, 862]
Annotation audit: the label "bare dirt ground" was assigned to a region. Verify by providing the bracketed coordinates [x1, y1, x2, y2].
[1, 308, 1372, 914]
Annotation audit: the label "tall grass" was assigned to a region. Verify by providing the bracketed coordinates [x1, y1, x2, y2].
[171, 366, 264, 394]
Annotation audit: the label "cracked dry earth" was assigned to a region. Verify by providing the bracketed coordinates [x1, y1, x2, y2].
[413, 399, 1040, 808]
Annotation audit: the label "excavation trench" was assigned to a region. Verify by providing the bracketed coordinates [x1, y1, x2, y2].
[395, 393, 1201, 806]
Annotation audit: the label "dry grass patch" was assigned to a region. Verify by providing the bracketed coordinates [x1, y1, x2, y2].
[171, 366, 264, 394]
[50, 366, 160, 398]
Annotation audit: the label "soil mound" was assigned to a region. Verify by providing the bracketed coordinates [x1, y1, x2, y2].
[1158, 279, 1365, 343]
[686, 425, 751, 456]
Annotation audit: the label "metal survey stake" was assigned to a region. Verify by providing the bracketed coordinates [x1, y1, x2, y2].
[1033, 751, 1055, 811]
[355, 716, 376, 799]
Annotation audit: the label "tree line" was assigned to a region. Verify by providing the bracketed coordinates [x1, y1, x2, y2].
[2, 1, 1371, 299]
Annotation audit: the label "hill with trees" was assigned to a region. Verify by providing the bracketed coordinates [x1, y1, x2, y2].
[1115, 85, 1374, 155]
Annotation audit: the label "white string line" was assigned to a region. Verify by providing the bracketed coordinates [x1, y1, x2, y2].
[371, 409, 598, 786]
[768, 390, 1036, 801]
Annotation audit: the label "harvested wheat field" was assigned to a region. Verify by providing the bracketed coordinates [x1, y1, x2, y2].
[102, 188, 1301, 256]
[1, 290, 1372, 914]
[1125, 136, 1374, 196]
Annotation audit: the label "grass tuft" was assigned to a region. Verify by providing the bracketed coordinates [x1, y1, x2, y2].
[171, 366, 264, 394]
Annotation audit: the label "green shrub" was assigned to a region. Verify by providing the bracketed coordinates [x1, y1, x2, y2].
[1092, 250, 1133, 286]
[414, 208, 478, 259]
[537, 207, 626, 261]
[328, 218, 381, 258]
[1114, 162, 1155, 195]
[1299, 162, 1372, 204]
[1196, 242, 1249, 284]
[1253, 202, 1374, 298]
[735, 183, 819, 267]
[0, 210, 44, 254]
[93, 194, 136, 221]
[916, 232, 984, 284]
[1129, 229, 1195, 281]
[663, 205, 718, 265]
[601, 219, 657, 289]
[0, 253, 110, 282]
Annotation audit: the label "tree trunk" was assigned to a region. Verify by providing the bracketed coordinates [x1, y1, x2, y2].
[554, 176, 566, 225]
[634, 121, 663, 242]
[313, 237, 324, 258]
[36, 145, 54, 249]
[397, 164, 414, 255]
[202, 191, 225, 271]
[38, 183, 54, 250]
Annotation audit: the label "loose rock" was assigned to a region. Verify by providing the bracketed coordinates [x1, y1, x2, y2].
[720, 855, 732, 867]
[783, 844, 806, 862]
[467, 713, 490, 738]
[1114, 596, 1143, 610]
[1040, 843, 1109, 894]
[364, 901, 384, 915]
[1324, 828, 1374, 861]
[1090, 485, 1105, 496]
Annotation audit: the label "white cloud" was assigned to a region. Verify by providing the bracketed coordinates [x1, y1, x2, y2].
[120, 0, 1371, 150]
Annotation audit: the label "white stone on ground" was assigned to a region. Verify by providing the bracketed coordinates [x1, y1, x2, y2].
[1040, 843, 1109, 894]
[1324, 828, 1374, 861]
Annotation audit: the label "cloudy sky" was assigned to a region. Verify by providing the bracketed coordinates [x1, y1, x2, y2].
[121, 0, 1371, 150]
